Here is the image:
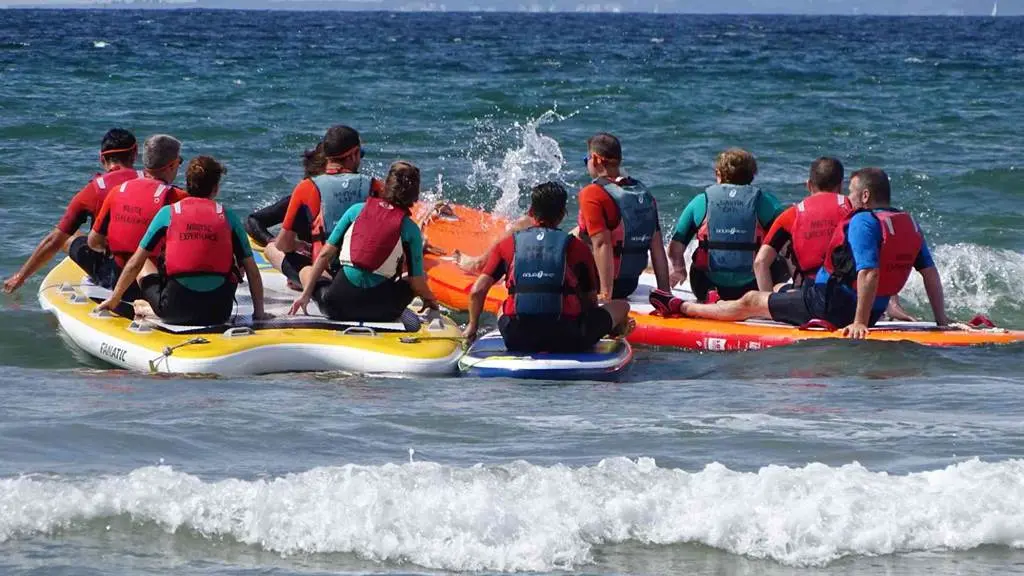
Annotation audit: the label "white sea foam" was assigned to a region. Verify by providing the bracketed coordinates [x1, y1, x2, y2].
[3, 458, 1024, 570]
[92, 41, 108, 49]
[465, 109, 572, 219]
[902, 243, 1024, 318]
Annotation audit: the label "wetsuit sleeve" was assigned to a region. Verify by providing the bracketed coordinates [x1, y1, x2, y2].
[326, 202, 362, 247]
[757, 190, 785, 228]
[244, 196, 291, 247]
[167, 187, 189, 204]
[567, 237, 599, 294]
[846, 212, 882, 271]
[140, 206, 173, 252]
[370, 178, 384, 198]
[671, 195, 705, 245]
[577, 184, 619, 235]
[56, 182, 96, 235]
[483, 237, 513, 281]
[282, 180, 316, 232]
[400, 216, 425, 277]
[914, 237, 935, 270]
[764, 206, 796, 252]
[92, 192, 115, 235]
[226, 209, 254, 260]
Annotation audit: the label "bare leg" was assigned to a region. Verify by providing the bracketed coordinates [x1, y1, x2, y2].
[264, 242, 286, 273]
[61, 232, 82, 253]
[136, 258, 158, 283]
[680, 290, 772, 322]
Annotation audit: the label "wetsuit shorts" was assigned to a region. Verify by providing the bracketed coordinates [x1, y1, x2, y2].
[313, 272, 414, 322]
[497, 307, 614, 354]
[767, 280, 883, 328]
[280, 252, 313, 286]
[68, 236, 143, 301]
[689, 256, 791, 302]
[140, 275, 236, 326]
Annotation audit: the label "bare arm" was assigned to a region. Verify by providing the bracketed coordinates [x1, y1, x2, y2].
[463, 274, 496, 341]
[919, 266, 949, 326]
[241, 256, 266, 319]
[4, 228, 70, 293]
[96, 247, 150, 311]
[590, 229, 615, 299]
[407, 275, 439, 309]
[843, 268, 879, 339]
[274, 229, 298, 254]
[648, 229, 670, 292]
[667, 239, 688, 288]
[87, 230, 108, 253]
[456, 214, 532, 273]
[289, 243, 338, 314]
[753, 244, 778, 292]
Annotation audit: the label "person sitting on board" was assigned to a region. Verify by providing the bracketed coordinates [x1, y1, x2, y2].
[461, 181, 632, 352]
[663, 148, 786, 303]
[85, 134, 190, 299]
[245, 142, 324, 289]
[274, 125, 383, 292]
[288, 161, 439, 322]
[96, 156, 267, 325]
[3, 128, 144, 295]
[659, 167, 950, 338]
[575, 132, 670, 301]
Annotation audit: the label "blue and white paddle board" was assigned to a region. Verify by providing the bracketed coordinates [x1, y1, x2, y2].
[459, 330, 633, 381]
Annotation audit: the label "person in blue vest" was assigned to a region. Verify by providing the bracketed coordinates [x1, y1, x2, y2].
[96, 156, 267, 326]
[274, 125, 383, 291]
[666, 168, 950, 338]
[288, 161, 438, 322]
[664, 148, 786, 302]
[462, 182, 632, 352]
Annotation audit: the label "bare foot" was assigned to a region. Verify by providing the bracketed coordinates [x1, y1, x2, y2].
[454, 251, 485, 274]
[132, 300, 155, 319]
[611, 317, 636, 339]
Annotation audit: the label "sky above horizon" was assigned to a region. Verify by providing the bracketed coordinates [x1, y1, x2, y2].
[0, 0, 1017, 14]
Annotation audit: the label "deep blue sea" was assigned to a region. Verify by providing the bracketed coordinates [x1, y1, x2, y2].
[1, 9, 1023, 576]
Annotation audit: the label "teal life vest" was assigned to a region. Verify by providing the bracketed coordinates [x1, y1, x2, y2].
[594, 177, 658, 282]
[696, 184, 762, 274]
[509, 227, 571, 318]
[311, 173, 374, 244]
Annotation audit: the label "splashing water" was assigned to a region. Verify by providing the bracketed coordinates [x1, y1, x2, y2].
[465, 109, 573, 219]
[902, 243, 1024, 323]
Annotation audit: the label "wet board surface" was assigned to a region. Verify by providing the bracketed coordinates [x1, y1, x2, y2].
[459, 330, 633, 381]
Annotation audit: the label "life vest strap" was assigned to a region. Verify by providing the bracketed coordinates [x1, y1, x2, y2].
[698, 240, 760, 251]
[508, 284, 574, 295]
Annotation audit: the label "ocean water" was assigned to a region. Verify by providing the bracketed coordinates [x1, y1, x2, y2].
[1, 9, 1023, 576]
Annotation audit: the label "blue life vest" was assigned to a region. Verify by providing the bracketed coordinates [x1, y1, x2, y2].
[510, 227, 571, 318]
[594, 177, 658, 281]
[311, 173, 373, 241]
[697, 184, 762, 274]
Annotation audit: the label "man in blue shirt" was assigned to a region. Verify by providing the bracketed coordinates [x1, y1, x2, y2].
[666, 167, 950, 338]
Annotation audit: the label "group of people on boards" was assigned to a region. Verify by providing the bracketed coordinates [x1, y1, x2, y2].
[3, 125, 950, 351]
[458, 132, 949, 349]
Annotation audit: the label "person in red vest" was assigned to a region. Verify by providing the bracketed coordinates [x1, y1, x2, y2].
[659, 168, 950, 338]
[87, 134, 189, 275]
[96, 156, 266, 326]
[462, 181, 632, 352]
[755, 157, 852, 291]
[3, 128, 143, 294]
[288, 161, 437, 322]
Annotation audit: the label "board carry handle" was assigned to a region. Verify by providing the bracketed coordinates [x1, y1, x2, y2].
[799, 318, 838, 332]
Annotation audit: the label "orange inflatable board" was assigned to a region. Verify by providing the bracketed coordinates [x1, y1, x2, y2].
[416, 202, 1024, 350]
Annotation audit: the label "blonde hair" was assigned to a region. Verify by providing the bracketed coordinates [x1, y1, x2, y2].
[715, 148, 758, 185]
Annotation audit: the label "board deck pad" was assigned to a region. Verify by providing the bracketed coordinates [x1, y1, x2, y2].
[459, 330, 633, 381]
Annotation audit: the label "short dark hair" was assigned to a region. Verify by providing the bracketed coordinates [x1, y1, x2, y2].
[809, 157, 844, 192]
[100, 128, 137, 164]
[587, 132, 622, 161]
[302, 141, 326, 179]
[186, 156, 226, 199]
[321, 125, 360, 159]
[529, 181, 568, 226]
[384, 161, 420, 208]
[850, 167, 891, 204]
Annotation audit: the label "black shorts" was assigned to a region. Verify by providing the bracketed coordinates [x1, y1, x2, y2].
[612, 277, 639, 300]
[140, 275, 236, 326]
[767, 280, 882, 328]
[67, 236, 143, 301]
[280, 251, 312, 285]
[314, 270, 414, 322]
[497, 307, 614, 354]
[688, 256, 790, 302]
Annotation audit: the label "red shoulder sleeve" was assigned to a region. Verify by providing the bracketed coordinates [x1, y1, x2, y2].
[56, 181, 96, 235]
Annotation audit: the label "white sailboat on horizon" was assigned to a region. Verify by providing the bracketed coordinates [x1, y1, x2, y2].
[991, 1, 998, 17]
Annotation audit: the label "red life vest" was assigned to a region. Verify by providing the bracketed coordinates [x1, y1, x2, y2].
[339, 198, 409, 279]
[824, 209, 923, 297]
[164, 198, 235, 278]
[106, 178, 175, 265]
[790, 193, 852, 278]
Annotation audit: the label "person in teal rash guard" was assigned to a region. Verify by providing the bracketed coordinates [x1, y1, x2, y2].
[289, 161, 440, 322]
[664, 148, 788, 302]
[96, 156, 267, 325]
